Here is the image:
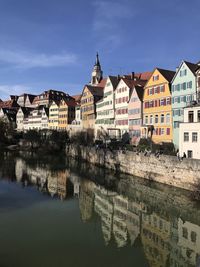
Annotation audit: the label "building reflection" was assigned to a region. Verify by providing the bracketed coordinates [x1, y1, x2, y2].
[12, 157, 200, 267]
[79, 177, 200, 267]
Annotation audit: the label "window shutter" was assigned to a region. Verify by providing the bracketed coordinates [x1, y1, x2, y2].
[155, 100, 157, 107]
[147, 89, 149, 95]
[159, 128, 161, 135]
[152, 88, 154, 94]
[157, 86, 160, 93]
[164, 99, 166, 106]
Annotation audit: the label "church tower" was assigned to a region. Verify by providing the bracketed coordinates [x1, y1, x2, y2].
[91, 53, 103, 85]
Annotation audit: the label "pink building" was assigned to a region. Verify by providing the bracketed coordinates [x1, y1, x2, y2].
[128, 85, 144, 145]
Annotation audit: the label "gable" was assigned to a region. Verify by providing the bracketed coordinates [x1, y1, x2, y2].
[145, 69, 169, 87]
[172, 61, 196, 84]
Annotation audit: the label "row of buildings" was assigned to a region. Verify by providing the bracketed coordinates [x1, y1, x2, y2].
[1, 54, 200, 158]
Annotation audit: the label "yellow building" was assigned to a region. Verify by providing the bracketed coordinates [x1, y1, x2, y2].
[58, 99, 76, 130]
[142, 68, 175, 143]
[48, 100, 59, 130]
[81, 83, 105, 128]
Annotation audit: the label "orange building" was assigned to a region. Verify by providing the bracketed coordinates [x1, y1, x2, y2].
[81, 82, 105, 129]
[58, 99, 76, 130]
[142, 68, 175, 143]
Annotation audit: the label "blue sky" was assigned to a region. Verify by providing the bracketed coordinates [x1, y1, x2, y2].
[0, 0, 200, 99]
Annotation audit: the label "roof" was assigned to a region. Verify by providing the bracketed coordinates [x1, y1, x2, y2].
[108, 76, 119, 88]
[134, 72, 152, 81]
[134, 85, 145, 102]
[0, 99, 19, 109]
[62, 99, 77, 107]
[97, 78, 107, 88]
[19, 107, 34, 115]
[184, 61, 199, 74]
[121, 77, 147, 89]
[72, 94, 81, 102]
[84, 84, 104, 97]
[157, 68, 176, 82]
[0, 108, 17, 122]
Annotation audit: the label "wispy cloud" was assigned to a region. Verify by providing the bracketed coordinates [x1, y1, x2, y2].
[0, 84, 31, 99]
[0, 49, 77, 69]
[92, 1, 135, 51]
[93, 1, 133, 31]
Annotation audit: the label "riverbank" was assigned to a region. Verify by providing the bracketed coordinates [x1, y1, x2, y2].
[67, 144, 200, 194]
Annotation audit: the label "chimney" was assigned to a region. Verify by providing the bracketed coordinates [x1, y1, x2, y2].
[117, 74, 120, 81]
[131, 72, 135, 80]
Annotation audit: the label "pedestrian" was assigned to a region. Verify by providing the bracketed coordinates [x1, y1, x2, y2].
[183, 152, 186, 158]
[176, 149, 180, 161]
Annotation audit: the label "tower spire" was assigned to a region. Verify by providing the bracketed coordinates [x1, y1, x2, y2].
[91, 53, 103, 85]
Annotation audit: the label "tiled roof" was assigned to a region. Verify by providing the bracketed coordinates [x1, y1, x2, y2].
[20, 107, 34, 115]
[0, 99, 19, 108]
[97, 78, 107, 88]
[72, 94, 81, 102]
[157, 68, 176, 82]
[134, 72, 152, 81]
[63, 99, 77, 107]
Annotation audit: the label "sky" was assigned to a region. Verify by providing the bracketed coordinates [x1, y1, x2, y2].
[0, 0, 200, 100]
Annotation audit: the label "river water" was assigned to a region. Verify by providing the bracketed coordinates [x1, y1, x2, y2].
[0, 151, 200, 267]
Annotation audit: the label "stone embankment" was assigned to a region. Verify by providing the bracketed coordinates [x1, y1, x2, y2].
[67, 145, 200, 192]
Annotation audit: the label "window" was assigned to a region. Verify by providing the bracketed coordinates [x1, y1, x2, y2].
[153, 75, 159, 81]
[174, 121, 179, 128]
[182, 227, 188, 239]
[187, 81, 192, 89]
[155, 115, 158, 124]
[145, 116, 148, 124]
[184, 132, 189, 142]
[149, 88, 153, 95]
[187, 150, 193, 158]
[188, 111, 194, 122]
[150, 115, 153, 124]
[198, 110, 200, 122]
[186, 95, 191, 102]
[192, 132, 198, 142]
[166, 113, 170, 124]
[160, 99, 165, 106]
[160, 114, 165, 123]
[161, 128, 165, 135]
[180, 69, 187, 77]
[166, 97, 171, 105]
[191, 231, 197, 243]
[160, 85, 165, 92]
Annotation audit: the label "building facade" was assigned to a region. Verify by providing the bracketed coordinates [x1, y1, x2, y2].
[48, 101, 59, 130]
[128, 85, 144, 145]
[58, 99, 76, 130]
[95, 76, 119, 138]
[179, 104, 200, 159]
[172, 61, 199, 149]
[142, 68, 175, 144]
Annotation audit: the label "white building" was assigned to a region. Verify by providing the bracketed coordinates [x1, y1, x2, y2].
[16, 107, 33, 131]
[115, 77, 135, 136]
[95, 76, 119, 138]
[23, 106, 49, 131]
[179, 104, 200, 159]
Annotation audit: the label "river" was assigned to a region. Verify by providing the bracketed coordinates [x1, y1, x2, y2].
[0, 151, 200, 267]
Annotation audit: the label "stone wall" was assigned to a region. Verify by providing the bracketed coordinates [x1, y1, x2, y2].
[67, 145, 200, 192]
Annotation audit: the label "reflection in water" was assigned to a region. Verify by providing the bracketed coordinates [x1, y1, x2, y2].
[0, 152, 200, 267]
